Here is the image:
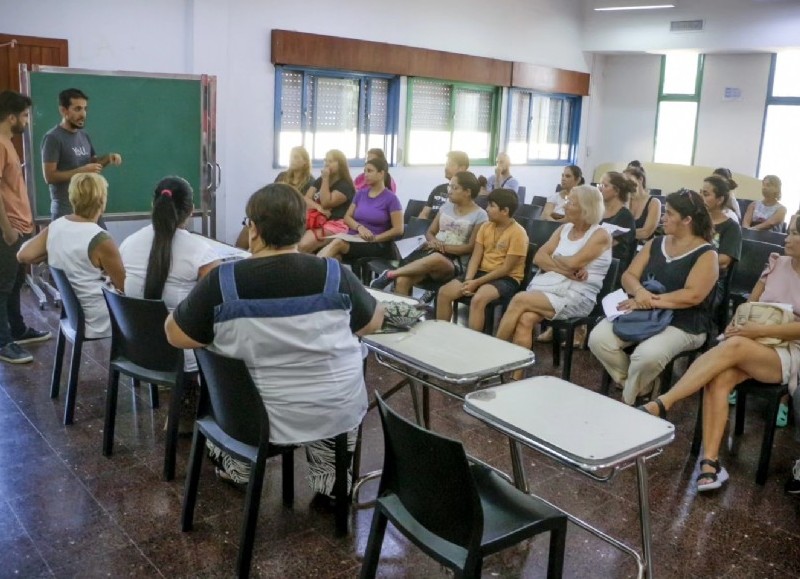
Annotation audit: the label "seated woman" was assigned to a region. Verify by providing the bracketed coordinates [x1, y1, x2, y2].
[712, 168, 741, 222]
[742, 175, 787, 232]
[370, 171, 487, 295]
[18, 173, 124, 338]
[543, 165, 584, 222]
[318, 157, 403, 263]
[624, 166, 661, 242]
[119, 177, 220, 429]
[164, 183, 383, 503]
[299, 149, 356, 254]
[588, 190, 719, 405]
[353, 148, 397, 192]
[436, 189, 528, 332]
[234, 145, 315, 249]
[496, 185, 611, 364]
[599, 171, 637, 271]
[641, 223, 800, 492]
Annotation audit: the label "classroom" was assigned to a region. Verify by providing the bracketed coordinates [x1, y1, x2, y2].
[1, 0, 799, 577]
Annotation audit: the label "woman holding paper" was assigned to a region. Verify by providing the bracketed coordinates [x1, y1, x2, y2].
[588, 189, 718, 405]
[318, 157, 403, 262]
[370, 171, 487, 295]
[599, 171, 637, 271]
[496, 185, 611, 359]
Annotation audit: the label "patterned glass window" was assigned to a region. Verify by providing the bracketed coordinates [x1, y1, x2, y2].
[506, 89, 580, 165]
[275, 67, 399, 167]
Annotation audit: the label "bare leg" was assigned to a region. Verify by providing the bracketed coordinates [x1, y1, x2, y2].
[468, 284, 501, 332]
[699, 368, 748, 477]
[394, 274, 426, 296]
[496, 292, 556, 342]
[318, 239, 349, 260]
[393, 254, 455, 295]
[298, 230, 329, 254]
[436, 279, 462, 321]
[513, 312, 543, 350]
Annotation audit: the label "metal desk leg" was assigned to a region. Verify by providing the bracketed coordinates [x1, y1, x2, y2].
[509, 440, 529, 493]
[636, 456, 654, 578]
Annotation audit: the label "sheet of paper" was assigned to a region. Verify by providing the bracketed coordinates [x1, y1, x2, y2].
[602, 288, 631, 321]
[325, 233, 366, 243]
[394, 235, 426, 259]
[600, 223, 631, 237]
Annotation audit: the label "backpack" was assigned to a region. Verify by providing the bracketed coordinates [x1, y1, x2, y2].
[612, 275, 674, 342]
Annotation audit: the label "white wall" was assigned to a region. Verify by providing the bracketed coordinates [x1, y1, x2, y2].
[5, 0, 591, 243]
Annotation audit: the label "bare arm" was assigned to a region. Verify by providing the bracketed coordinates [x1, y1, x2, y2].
[43, 161, 103, 185]
[418, 206, 432, 219]
[533, 226, 574, 277]
[751, 205, 787, 231]
[620, 239, 653, 295]
[16, 227, 49, 264]
[424, 213, 442, 245]
[463, 242, 484, 281]
[542, 202, 563, 221]
[355, 302, 385, 337]
[197, 260, 221, 279]
[164, 313, 206, 349]
[635, 198, 661, 240]
[373, 211, 404, 243]
[442, 220, 482, 257]
[718, 254, 733, 270]
[741, 203, 755, 228]
[90, 238, 126, 292]
[316, 176, 349, 211]
[473, 253, 524, 286]
[650, 250, 719, 309]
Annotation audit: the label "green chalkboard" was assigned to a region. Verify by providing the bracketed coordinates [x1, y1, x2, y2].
[26, 68, 207, 220]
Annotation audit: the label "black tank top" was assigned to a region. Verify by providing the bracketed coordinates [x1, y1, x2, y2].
[634, 196, 653, 230]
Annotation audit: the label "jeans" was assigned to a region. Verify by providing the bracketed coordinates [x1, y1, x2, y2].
[0, 234, 29, 347]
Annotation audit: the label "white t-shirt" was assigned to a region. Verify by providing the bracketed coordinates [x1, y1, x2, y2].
[547, 192, 568, 217]
[120, 226, 218, 371]
[435, 201, 488, 266]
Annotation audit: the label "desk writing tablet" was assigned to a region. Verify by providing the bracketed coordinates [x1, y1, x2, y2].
[192, 234, 250, 261]
[465, 376, 674, 469]
[366, 289, 420, 307]
[363, 320, 534, 383]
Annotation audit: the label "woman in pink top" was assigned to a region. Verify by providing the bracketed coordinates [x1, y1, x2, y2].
[641, 223, 800, 493]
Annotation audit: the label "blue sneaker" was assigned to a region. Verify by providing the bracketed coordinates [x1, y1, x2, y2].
[370, 270, 393, 290]
[776, 403, 789, 428]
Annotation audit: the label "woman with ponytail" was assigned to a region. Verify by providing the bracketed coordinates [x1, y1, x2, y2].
[120, 177, 220, 429]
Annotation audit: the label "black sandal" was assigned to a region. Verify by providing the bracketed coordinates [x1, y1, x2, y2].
[637, 397, 667, 419]
[696, 458, 729, 492]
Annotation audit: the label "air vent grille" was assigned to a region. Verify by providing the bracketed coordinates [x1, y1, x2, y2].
[670, 19, 704, 32]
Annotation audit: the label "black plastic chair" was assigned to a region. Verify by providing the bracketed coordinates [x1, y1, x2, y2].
[737, 198, 753, 218]
[515, 204, 543, 221]
[548, 258, 621, 381]
[360, 394, 567, 578]
[531, 195, 548, 208]
[729, 240, 784, 311]
[101, 288, 184, 481]
[182, 349, 297, 578]
[516, 185, 527, 205]
[741, 228, 787, 246]
[363, 217, 432, 281]
[49, 266, 111, 425]
[690, 378, 788, 485]
[403, 199, 428, 223]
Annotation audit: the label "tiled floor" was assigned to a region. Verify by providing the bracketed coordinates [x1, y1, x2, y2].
[1, 285, 799, 578]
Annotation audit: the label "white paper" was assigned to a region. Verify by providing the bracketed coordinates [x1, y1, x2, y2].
[602, 288, 631, 321]
[394, 235, 426, 259]
[600, 223, 631, 237]
[194, 234, 250, 260]
[324, 233, 366, 243]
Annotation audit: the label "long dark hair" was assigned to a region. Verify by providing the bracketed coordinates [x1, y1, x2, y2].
[144, 176, 194, 299]
[666, 189, 713, 242]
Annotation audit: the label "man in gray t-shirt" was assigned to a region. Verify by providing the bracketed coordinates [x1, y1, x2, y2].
[41, 88, 122, 221]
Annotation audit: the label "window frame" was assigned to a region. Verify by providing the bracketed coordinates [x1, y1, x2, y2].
[273, 65, 400, 169]
[757, 53, 800, 175]
[653, 54, 704, 165]
[504, 88, 582, 166]
[404, 77, 500, 166]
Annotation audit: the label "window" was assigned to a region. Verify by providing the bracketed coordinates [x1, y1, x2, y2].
[653, 53, 703, 165]
[406, 78, 499, 165]
[760, 51, 800, 216]
[274, 67, 399, 166]
[506, 89, 580, 165]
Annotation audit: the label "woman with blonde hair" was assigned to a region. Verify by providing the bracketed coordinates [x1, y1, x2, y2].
[276, 146, 314, 194]
[18, 173, 125, 338]
[742, 175, 787, 232]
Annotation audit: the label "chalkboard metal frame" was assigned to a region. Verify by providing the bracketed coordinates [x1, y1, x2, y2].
[20, 65, 218, 235]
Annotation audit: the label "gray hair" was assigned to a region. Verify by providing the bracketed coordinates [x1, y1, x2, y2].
[571, 184, 604, 225]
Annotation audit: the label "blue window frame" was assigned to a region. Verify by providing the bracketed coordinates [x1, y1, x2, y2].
[505, 89, 581, 165]
[274, 66, 400, 167]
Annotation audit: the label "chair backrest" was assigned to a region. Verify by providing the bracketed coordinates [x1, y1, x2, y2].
[737, 198, 753, 217]
[741, 228, 787, 246]
[519, 242, 538, 289]
[194, 348, 268, 446]
[730, 239, 784, 295]
[376, 394, 483, 551]
[588, 258, 620, 316]
[405, 216, 432, 238]
[101, 287, 181, 373]
[525, 219, 562, 250]
[404, 199, 427, 223]
[49, 266, 86, 338]
[516, 185, 527, 205]
[530, 195, 548, 208]
[515, 204, 541, 221]
[650, 189, 662, 196]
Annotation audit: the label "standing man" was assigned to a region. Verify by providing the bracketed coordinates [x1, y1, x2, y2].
[41, 88, 122, 221]
[0, 91, 51, 364]
[418, 150, 469, 219]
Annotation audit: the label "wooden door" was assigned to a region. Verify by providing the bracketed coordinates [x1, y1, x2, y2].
[0, 33, 68, 160]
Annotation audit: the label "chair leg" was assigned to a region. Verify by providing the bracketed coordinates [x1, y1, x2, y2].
[546, 522, 567, 579]
[164, 377, 185, 481]
[63, 338, 84, 425]
[359, 507, 388, 579]
[690, 392, 703, 456]
[181, 428, 206, 531]
[756, 394, 782, 485]
[560, 326, 575, 381]
[461, 554, 484, 579]
[734, 390, 747, 436]
[149, 383, 159, 409]
[50, 329, 66, 399]
[352, 423, 364, 483]
[281, 448, 295, 507]
[551, 328, 561, 368]
[333, 432, 350, 537]
[237, 453, 268, 579]
[103, 368, 121, 456]
[600, 370, 612, 396]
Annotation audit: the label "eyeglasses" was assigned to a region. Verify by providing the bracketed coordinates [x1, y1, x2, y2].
[678, 188, 700, 211]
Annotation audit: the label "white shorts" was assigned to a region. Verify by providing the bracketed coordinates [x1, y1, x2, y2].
[544, 289, 596, 321]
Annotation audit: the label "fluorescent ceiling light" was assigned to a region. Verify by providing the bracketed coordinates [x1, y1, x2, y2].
[595, 3, 675, 10]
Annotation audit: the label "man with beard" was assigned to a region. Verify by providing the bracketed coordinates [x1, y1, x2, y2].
[418, 150, 469, 219]
[41, 88, 122, 221]
[0, 91, 51, 364]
